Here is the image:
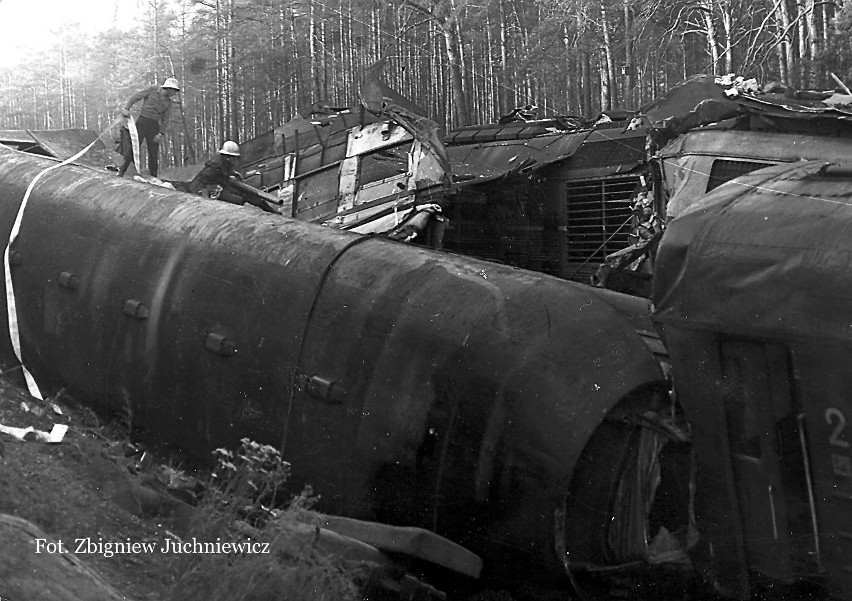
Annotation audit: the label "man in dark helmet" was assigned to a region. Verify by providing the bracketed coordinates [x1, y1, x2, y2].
[188, 141, 277, 213]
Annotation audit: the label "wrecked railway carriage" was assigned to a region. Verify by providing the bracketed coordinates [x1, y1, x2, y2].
[0, 145, 689, 598]
[5, 74, 852, 599]
[238, 106, 648, 285]
[237, 76, 852, 301]
[654, 160, 852, 600]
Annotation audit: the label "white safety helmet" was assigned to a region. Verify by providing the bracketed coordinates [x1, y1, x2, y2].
[219, 141, 241, 156]
[161, 77, 181, 91]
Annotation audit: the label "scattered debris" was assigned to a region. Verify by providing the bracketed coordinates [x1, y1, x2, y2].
[0, 422, 67, 443]
[132, 174, 175, 189]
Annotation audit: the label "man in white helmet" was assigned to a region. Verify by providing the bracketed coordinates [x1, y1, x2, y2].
[188, 141, 277, 213]
[117, 77, 181, 178]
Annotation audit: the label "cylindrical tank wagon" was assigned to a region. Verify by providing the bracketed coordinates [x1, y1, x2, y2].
[0, 146, 687, 597]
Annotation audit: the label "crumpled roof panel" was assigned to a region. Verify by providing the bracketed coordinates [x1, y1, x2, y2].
[447, 131, 590, 185]
[28, 129, 107, 159]
[640, 74, 737, 127]
[1, 128, 117, 169]
[735, 93, 852, 120]
[659, 129, 852, 162]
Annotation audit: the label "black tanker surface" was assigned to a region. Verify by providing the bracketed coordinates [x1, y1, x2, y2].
[0, 145, 671, 594]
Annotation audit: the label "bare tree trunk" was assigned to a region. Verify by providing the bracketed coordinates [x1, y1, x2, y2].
[564, 27, 580, 114]
[778, 0, 795, 85]
[442, 24, 470, 126]
[623, 1, 634, 108]
[432, 0, 470, 127]
[179, 0, 196, 162]
[806, 0, 818, 85]
[58, 41, 66, 128]
[499, 0, 511, 113]
[320, 18, 328, 101]
[720, 0, 733, 74]
[289, 10, 302, 114]
[581, 51, 593, 116]
[150, 0, 160, 82]
[599, 1, 616, 110]
[226, 0, 238, 141]
[485, 11, 496, 119]
[512, 0, 532, 102]
[821, 0, 831, 46]
[457, 3, 474, 120]
[699, 0, 721, 75]
[309, 2, 320, 103]
[797, 0, 808, 86]
[775, 34, 788, 83]
[215, 0, 226, 144]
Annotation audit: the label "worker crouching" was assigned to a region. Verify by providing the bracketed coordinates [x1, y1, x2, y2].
[188, 141, 277, 213]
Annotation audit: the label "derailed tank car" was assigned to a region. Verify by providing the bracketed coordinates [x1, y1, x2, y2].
[653, 161, 852, 599]
[0, 146, 693, 598]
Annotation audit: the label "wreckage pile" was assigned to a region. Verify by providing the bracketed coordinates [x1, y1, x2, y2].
[6, 72, 852, 296]
[3, 72, 852, 601]
[215, 72, 852, 295]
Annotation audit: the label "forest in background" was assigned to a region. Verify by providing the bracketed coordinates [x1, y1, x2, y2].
[1, 0, 851, 169]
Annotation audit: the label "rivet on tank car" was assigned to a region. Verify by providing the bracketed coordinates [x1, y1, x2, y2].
[306, 375, 345, 404]
[57, 271, 79, 290]
[204, 332, 237, 357]
[122, 300, 149, 320]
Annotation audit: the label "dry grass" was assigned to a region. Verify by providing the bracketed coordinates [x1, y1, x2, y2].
[169, 510, 360, 601]
[168, 439, 360, 601]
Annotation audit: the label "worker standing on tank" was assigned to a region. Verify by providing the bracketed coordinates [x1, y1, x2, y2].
[188, 141, 277, 214]
[117, 77, 180, 178]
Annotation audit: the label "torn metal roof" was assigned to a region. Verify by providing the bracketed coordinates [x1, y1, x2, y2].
[642, 73, 852, 138]
[640, 74, 737, 128]
[446, 131, 591, 185]
[0, 130, 35, 147]
[445, 118, 580, 145]
[446, 126, 647, 186]
[733, 93, 852, 135]
[0, 128, 117, 169]
[659, 129, 852, 162]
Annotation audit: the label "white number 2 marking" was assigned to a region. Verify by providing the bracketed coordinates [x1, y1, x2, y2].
[826, 408, 850, 449]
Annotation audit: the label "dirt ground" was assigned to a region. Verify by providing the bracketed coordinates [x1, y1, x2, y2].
[0, 369, 477, 601]
[0, 374, 188, 601]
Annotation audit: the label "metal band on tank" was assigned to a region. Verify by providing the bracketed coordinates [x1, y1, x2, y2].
[4, 118, 123, 399]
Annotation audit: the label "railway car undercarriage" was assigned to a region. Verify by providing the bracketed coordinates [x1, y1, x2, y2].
[559, 388, 697, 601]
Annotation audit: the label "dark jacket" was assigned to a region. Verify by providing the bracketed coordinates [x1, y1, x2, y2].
[187, 154, 241, 194]
[124, 87, 174, 133]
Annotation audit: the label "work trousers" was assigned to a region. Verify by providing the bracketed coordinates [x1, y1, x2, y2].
[118, 115, 161, 177]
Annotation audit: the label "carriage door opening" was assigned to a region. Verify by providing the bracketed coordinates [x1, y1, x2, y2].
[719, 340, 817, 584]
